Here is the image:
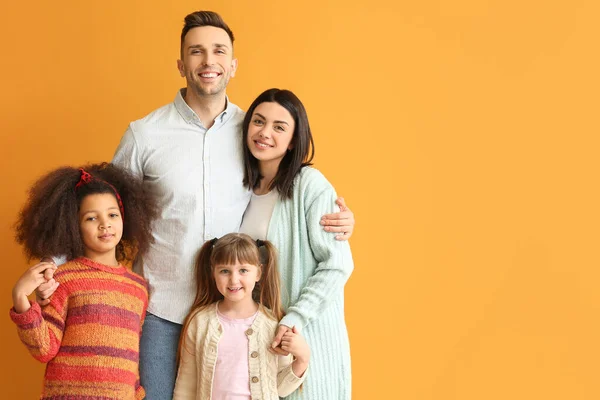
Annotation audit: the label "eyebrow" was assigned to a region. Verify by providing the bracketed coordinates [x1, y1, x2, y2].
[188, 43, 230, 50]
[254, 113, 290, 126]
[81, 207, 120, 214]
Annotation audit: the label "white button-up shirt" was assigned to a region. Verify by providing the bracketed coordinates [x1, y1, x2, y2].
[113, 89, 251, 323]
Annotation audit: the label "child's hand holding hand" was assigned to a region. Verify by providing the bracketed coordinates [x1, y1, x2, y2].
[280, 326, 310, 377]
[12, 261, 57, 314]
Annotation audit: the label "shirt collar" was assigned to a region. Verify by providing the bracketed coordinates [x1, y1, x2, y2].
[174, 88, 232, 126]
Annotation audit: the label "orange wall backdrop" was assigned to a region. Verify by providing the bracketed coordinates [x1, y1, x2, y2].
[1, 1, 599, 398]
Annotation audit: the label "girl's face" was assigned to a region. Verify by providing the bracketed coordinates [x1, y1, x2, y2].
[79, 193, 123, 264]
[246, 102, 295, 168]
[213, 261, 261, 307]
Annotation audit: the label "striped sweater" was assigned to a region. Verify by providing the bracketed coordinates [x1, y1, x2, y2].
[9, 257, 148, 400]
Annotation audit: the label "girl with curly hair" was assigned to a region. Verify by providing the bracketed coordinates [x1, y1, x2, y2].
[10, 162, 158, 400]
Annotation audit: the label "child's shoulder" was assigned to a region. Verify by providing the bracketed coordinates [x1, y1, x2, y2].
[122, 269, 148, 290]
[187, 304, 218, 325]
[256, 307, 280, 330]
[53, 259, 90, 279]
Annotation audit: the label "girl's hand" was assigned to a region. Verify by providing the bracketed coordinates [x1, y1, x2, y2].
[280, 326, 310, 377]
[12, 262, 58, 314]
[35, 257, 59, 306]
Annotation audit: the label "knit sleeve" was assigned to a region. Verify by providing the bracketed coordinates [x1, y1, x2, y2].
[9, 285, 69, 363]
[276, 354, 307, 397]
[135, 280, 149, 399]
[135, 385, 146, 400]
[279, 175, 354, 330]
[173, 312, 199, 399]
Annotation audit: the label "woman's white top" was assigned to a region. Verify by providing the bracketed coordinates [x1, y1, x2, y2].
[239, 189, 279, 240]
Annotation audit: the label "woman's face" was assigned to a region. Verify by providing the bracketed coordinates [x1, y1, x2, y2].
[246, 102, 295, 168]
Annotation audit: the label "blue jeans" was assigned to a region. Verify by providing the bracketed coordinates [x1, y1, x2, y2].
[140, 312, 183, 400]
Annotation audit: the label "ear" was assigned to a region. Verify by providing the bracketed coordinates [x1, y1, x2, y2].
[256, 263, 262, 282]
[230, 58, 238, 78]
[177, 59, 185, 77]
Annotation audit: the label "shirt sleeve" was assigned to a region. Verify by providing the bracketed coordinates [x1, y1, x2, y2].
[9, 285, 69, 363]
[112, 125, 144, 179]
[279, 183, 354, 330]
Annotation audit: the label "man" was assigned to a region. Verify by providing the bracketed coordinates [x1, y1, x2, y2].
[39, 11, 354, 399]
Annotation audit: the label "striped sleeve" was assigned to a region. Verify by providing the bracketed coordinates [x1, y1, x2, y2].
[9, 285, 69, 363]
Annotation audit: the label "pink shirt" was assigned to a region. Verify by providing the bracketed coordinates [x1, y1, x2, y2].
[212, 309, 258, 400]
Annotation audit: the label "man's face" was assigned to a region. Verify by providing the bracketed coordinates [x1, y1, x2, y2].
[177, 26, 237, 97]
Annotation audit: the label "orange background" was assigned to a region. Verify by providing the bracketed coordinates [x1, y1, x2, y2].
[2, 1, 600, 399]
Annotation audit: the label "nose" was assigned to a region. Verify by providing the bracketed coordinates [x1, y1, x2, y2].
[201, 52, 215, 66]
[229, 272, 240, 284]
[258, 125, 271, 139]
[99, 218, 112, 230]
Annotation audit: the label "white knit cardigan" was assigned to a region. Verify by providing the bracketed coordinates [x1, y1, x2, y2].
[173, 303, 305, 399]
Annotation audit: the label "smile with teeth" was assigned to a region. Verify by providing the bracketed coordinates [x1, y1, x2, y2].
[227, 287, 242, 292]
[199, 72, 220, 78]
[254, 140, 273, 148]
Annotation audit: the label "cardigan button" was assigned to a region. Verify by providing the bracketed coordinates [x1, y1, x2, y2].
[251, 376, 259, 383]
[251, 351, 259, 358]
[246, 328, 254, 336]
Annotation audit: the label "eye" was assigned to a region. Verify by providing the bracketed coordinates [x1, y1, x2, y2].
[240, 269, 249, 274]
[252, 119, 264, 125]
[110, 213, 120, 218]
[85, 216, 97, 221]
[191, 49, 201, 55]
[275, 125, 285, 132]
[216, 49, 226, 55]
[219, 269, 229, 274]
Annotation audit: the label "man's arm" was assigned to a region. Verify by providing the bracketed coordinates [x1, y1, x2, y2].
[320, 197, 355, 240]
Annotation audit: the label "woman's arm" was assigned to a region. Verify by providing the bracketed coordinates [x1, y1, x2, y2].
[279, 183, 354, 331]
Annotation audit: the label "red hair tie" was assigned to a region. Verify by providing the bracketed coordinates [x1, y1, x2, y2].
[74, 168, 125, 221]
[74, 168, 93, 190]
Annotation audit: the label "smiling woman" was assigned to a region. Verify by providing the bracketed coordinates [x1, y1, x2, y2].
[239, 89, 354, 400]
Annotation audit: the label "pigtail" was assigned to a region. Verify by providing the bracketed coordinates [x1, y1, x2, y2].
[178, 238, 222, 362]
[192, 238, 222, 308]
[257, 240, 284, 322]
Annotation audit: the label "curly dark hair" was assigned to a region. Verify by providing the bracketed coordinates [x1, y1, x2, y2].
[15, 162, 158, 262]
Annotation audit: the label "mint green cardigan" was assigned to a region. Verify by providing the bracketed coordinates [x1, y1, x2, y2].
[267, 167, 354, 400]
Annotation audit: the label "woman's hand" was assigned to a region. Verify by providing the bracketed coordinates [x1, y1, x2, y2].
[270, 325, 293, 355]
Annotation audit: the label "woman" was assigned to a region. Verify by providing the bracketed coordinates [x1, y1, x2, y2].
[239, 89, 354, 399]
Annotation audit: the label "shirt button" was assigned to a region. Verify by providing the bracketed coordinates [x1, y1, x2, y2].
[251, 351, 259, 358]
[246, 328, 254, 336]
[251, 376, 259, 383]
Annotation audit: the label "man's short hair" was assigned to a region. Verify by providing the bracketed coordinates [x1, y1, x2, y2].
[180, 11, 235, 58]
